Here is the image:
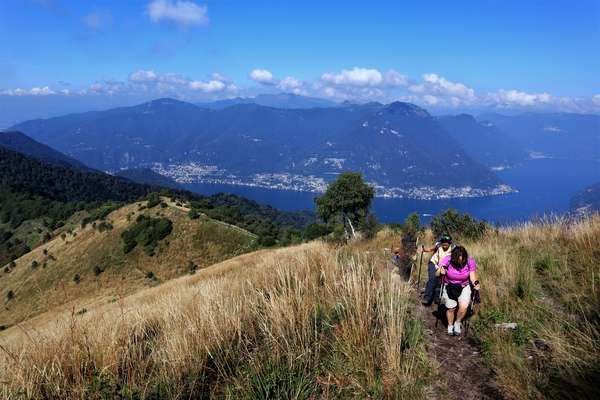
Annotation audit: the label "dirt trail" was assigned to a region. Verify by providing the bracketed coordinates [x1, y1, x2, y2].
[419, 302, 502, 400]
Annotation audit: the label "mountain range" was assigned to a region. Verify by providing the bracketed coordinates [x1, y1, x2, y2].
[9, 98, 512, 199]
[197, 93, 338, 109]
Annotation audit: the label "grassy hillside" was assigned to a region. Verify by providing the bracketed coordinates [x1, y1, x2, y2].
[0, 198, 256, 329]
[1, 214, 599, 399]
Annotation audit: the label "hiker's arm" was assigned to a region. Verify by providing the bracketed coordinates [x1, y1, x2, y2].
[436, 265, 447, 277]
[470, 271, 481, 290]
[422, 245, 436, 252]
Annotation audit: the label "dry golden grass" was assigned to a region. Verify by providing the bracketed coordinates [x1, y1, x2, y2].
[3, 213, 598, 399]
[0, 237, 430, 399]
[0, 200, 256, 329]
[460, 214, 600, 399]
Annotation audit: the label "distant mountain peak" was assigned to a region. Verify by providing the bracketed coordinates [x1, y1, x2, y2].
[382, 101, 430, 117]
[146, 98, 195, 108]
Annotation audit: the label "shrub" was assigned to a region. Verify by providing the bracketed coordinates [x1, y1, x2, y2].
[145, 271, 155, 280]
[31, 260, 39, 270]
[303, 223, 333, 241]
[73, 274, 81, 284]
[430, 208, 487, 241]
[146, 192, 161, 208]
[121, 215, 173, 255]
[93, 266, 104, 276]
[97, 221, 113, 232]
[402, 212, 423, 242]
[189, 209, 200, 220]
[188, 261, 198, 274]
[361, 213, 381, 240]
[6, 290, 14, 300]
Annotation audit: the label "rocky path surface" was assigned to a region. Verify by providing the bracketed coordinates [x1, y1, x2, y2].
[419, 301, 502, 400]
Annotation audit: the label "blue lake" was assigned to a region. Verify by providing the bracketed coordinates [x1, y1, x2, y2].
[184, 159, 600, 225]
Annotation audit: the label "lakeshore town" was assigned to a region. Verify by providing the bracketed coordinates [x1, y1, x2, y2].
[151, 162, 515, 200]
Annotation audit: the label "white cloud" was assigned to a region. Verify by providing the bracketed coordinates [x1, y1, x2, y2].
[250, 69, 275, 85]
[384, 70, 408, 87]
[86, 80, 127, 95]
[147, 0, 209, 28]
[81, 10, 113, 30]
[321, 67, 383, 87]
[490, 89, 552, 106]
[211, 72, 229, 82]
[592, 94, 600, 107]
[189, 80, 226, 92]
[277, 76, 307, 94]
[420, 73, 476, 101]
[129, 69, 158, 83]
[423, 94, 439, 105]
[2, 86, 55, 96]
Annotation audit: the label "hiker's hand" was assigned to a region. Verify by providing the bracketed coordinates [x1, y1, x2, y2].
[474, 283, 481, 291]
[439, 267, 446, 275]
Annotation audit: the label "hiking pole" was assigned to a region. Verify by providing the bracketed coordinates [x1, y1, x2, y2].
[464, 289, 480, 337]
[435, 275, 445, 329]
[416, 246, 424, 291]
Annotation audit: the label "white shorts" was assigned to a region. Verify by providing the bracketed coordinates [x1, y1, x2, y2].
[441, 284, 471, 309]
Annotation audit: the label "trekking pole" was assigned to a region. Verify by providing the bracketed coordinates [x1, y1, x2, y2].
[464, 289, 480, 336]
[416, 246, 424, 291]
[435, 275, 445, 329]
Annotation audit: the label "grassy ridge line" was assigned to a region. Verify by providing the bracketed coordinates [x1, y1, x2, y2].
[0, 237, 431, 399]
[164, 197, 258, 239]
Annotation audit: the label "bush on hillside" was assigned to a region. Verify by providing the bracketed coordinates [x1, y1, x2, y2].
[402, 212, 423, 243]
[303, 223, 333, 241]
[360, 213, 380, 240]
[146, 192, 161, 208]
[430, 208, 487, 241]
[121, 215, 173, 255]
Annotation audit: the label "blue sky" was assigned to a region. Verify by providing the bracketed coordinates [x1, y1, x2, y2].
[1, 0, 599, 113]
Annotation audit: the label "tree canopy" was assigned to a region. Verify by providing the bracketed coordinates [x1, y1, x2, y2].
[315, 172, 375, 239]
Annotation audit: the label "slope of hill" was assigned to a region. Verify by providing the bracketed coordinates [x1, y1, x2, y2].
[0, 199, 257, 329]
[116, 167, 182, 189]
[437, 114, 528, 168]
[11, 98, 509, 199]
[0, 131, 89, 169]
[571, 181, 600, 213]
[482, 112, 600, 160]
[1, 215, 598, 399]
[0, 145, 313, 264]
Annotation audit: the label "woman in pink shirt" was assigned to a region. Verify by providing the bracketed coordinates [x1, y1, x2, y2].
[436, 246, 481, 336]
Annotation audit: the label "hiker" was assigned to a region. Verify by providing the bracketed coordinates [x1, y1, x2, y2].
[421, 234, 454, 305]
[437, 246, 481, 336]
[392, 247, 401, 264]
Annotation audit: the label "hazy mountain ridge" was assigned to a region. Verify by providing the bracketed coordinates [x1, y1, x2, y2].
[437, 114, 528, 168]
[11, 98, 510, 199]
[571, 181, 600, 213]
[116, 168, 182, 189]
[482, 112, 600, 160]
[197, 93, 338, 110]
[0, 131, 89, 169]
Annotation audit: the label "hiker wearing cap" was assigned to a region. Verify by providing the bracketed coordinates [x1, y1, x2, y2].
[421, 234, 454, 306]
[437, 246, 481, 336]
